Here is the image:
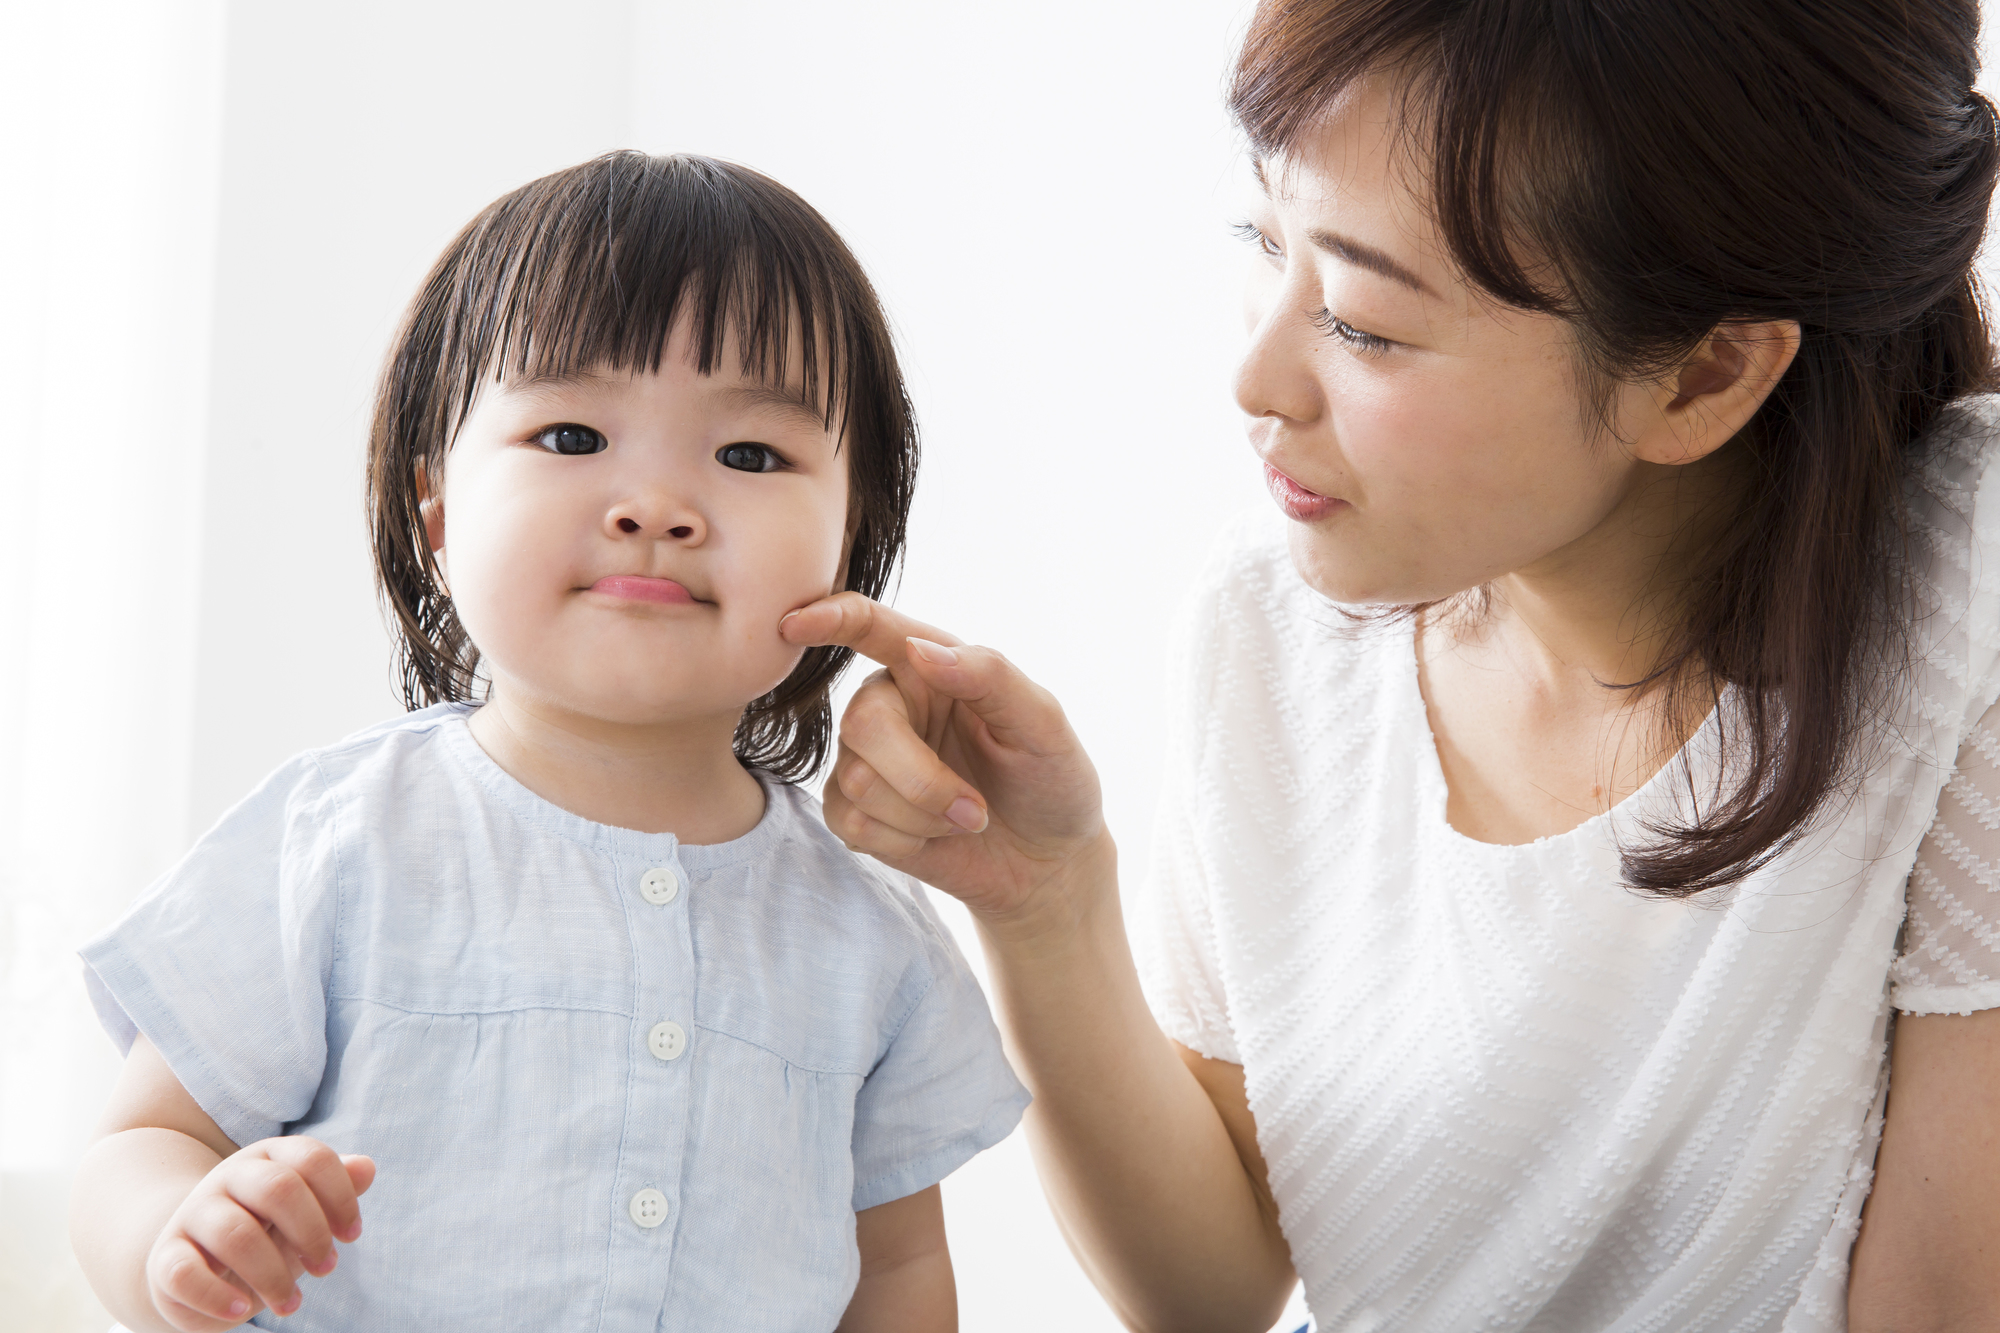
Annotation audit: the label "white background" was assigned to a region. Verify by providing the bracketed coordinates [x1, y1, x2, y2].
[0, 2, 1270, 1328]
[14, 4, 1998, 1331]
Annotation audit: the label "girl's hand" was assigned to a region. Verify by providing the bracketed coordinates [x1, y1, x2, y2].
[145, 1137, 373, 1330]
[780, 593, 1112, 929]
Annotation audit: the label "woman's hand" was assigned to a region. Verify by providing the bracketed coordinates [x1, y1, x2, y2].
[781, 592, 1113, 927]
[146, 1137, 373, 1330]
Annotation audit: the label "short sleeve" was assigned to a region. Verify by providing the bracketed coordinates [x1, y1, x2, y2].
[1893, 696, 2000, 1014]
[848, 884, 1029, 1212]
[78, 755, 342, 1148]
[1133, 544, 1241, 1065]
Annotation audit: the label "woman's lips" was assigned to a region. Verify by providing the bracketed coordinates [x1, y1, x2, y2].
[590, 575, 697, 605]
[1263, 463, 1346, 522]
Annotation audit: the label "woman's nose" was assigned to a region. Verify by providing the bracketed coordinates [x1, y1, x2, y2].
[605, 490, 706, 544]
[1234, 288, 1326, 428]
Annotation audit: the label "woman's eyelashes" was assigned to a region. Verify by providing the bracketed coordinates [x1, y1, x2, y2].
[1232, 219, 1284, 264]
[715, 442, 788, 474]
[532, 423, 608, 456]
[1310, 307, 1394, 355]
[1234, 222, 1396, 354]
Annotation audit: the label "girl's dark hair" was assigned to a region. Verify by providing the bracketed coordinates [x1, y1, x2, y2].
[368, 151, 917, 782]
[1232, 0, 1999, 896]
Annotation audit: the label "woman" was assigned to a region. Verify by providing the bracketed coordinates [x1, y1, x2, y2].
[781, 0, 2000, 1326]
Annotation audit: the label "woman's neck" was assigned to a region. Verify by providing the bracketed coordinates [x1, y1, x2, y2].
[465, 684, 766, 844]
[1481, 446, 1749, 691]
[1418, 446, 1749, 844]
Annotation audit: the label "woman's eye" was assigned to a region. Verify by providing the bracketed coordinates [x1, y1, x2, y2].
[533, 424, 607, 455]
[716, 442, 784, 473]
[1232, 220, 1284, 261]
[1311, 307, 1394, 355]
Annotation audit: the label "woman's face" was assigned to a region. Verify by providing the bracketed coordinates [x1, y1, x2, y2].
[1236, 77, 1659, 605]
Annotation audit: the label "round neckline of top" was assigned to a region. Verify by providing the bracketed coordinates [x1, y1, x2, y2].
[1398, 619, 1725, 859]
[430, 704, 792, 870]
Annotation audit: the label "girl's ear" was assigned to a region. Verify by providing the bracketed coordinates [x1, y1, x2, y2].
[1632, 320, 1802, 466]
[420, 497, 446, 556]
[415, 460, 447, 557]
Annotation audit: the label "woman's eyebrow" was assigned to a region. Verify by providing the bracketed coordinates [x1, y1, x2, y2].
[1248, 158, 1436, 297]
[1304, 227, 1435, 297]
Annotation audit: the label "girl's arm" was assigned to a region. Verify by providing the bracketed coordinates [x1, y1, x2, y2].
[1848, 1008, 2000, 1330]
[69, 1034, 373, 1333]
[783, 597, 1295, 1333]
[837, 1184, 956, 1332]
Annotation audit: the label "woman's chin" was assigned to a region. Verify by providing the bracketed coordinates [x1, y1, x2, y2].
[1286, 533, 1475, 609]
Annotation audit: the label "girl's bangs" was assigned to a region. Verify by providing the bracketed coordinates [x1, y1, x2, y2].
[438, 152, 859, 444]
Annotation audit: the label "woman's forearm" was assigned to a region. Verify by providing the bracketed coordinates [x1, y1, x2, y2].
[71, 1127, 224, 1333]
[976, 838, 1295, 1333]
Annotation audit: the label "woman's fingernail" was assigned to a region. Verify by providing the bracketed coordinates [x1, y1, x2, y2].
[228, 1298, 250, 1317]
[779, 611, 801, 634]
[340, 1221, 362, 1242]
[908, 637, 959, 666]
[946, 797, 987, 832]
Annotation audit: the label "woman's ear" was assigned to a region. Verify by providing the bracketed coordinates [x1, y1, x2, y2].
[1634, 320, 1802, 466]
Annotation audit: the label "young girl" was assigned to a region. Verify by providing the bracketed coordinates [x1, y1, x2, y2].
[69, 151, 1025, 1332]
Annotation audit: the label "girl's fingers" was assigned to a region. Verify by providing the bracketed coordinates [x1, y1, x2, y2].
[264, 1137, 367, 1247]
[224, 1155, 339, 1278]
[149, 1233, 256, 1327]
[342, 1153, 377, 1201]
[840, 675, 988, 832]
[181, 1195, 298, 1317]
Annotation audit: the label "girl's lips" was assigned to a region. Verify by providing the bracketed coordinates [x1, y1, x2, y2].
[1263, 463, 1347, 522]
[590, 575, 697, 605]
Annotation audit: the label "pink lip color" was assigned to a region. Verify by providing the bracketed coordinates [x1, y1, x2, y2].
[1263, 463, 1347, 522]
[591, 576, 697, 605]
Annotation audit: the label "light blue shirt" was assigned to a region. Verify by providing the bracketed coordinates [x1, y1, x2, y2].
[82, 705, 1028, 1332]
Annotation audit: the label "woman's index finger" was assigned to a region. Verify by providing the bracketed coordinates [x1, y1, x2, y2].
[780, 592, 963, 666]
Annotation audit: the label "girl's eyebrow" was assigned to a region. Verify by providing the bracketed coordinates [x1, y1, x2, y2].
[713, 382, 829, 431]
[503, 368, 621, 400]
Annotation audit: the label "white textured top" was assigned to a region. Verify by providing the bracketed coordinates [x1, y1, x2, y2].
[1137, 399, 2000, 1331]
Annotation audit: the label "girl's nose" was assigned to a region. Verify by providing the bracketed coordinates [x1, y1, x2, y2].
[605, 492, 706, 544]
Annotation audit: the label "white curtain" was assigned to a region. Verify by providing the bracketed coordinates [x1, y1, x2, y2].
[0, 3, 223, 1327]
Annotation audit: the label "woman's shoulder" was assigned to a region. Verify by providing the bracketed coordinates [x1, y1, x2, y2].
[1170, 509, 1410, 714]
[1905, 394, 2000, 725]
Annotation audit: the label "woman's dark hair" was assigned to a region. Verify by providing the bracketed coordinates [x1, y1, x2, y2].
[1232, 0, 1999, 896]
[368, 151, 917, 782]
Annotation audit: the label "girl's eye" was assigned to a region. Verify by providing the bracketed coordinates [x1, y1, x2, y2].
[1232, 220, 1284, 262]
[533, 423, 607, 455]
[1311, 307, 1394, 355]
[716, 442, 784, 473]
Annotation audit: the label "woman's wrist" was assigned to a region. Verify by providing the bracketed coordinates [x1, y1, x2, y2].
[970, 828, 1121, 955]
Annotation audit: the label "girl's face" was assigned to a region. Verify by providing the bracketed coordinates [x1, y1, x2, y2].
[1237, 77, 1663, 604]
[434, 327, 851, 729]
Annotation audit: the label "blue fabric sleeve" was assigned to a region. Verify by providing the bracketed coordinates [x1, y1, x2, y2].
[79, 755, 342, 1148]
[848, 882, 1030, 1212]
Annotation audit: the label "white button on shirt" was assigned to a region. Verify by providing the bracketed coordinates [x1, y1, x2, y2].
[639, 866, 681, 905]
[648, 1021, 687, 1061]
[630, 1188, 669, 1229]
